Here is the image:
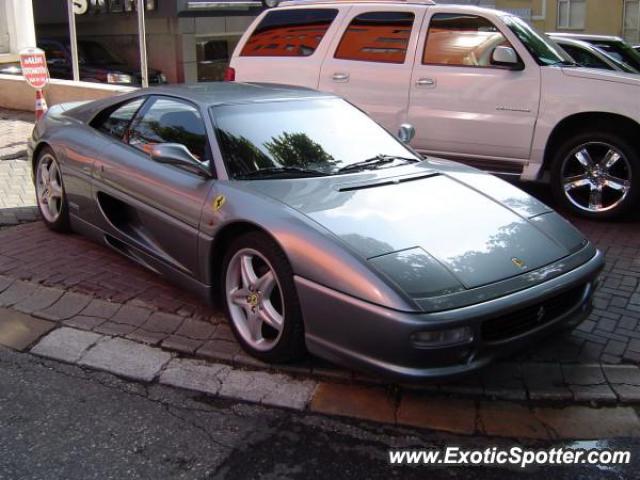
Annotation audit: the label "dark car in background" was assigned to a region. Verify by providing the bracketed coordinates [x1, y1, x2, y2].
[0, 38, 167, 86]
[548, 33, 640, 73]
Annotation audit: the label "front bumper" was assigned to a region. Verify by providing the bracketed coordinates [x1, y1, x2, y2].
[297, 248, 604, 382]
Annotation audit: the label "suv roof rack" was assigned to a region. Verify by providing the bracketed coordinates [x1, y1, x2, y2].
[279, 0, 436, 6]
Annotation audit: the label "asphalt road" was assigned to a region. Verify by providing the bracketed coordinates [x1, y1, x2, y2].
[0, 347, 637, 480]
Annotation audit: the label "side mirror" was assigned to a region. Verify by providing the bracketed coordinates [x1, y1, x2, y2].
[491, 46, 522, 69]
[150, 143, 211, 177]
[397, 123, 415, 144]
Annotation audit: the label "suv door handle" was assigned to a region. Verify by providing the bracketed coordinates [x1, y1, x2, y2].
[416, 78, 436, 87]
[332, 72, 350, 82]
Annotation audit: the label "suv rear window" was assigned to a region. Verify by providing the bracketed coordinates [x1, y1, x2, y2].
[240, 9, 338, 57]
[335, 11, 415, 64]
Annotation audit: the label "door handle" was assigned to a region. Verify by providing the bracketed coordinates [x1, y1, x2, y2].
[416, 78, 436, 87]
[332, 72, 350, 82]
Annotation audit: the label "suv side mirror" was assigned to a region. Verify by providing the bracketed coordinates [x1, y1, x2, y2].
[397, 124, 415, 144]
[150, 143, 211, 177]
[491, 46, 523, 69]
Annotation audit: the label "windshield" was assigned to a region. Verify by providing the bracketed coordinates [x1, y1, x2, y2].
[212, 98, 420, 180]
[502, 16, 571, 66]
[78, 41, 125, 65]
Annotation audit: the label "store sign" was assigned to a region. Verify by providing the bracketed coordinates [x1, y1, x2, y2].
[19, 48, 49, 90]
[73, 0, 157, 15]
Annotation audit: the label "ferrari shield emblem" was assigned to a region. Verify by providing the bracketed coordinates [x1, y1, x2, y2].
[511, 257, 526, 269]
[213, 194, 226, 211]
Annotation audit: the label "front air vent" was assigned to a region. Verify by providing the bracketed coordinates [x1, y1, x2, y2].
[338, 173, 439, 192]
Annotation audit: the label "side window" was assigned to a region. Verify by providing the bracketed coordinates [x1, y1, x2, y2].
[128, 97, 208, 161]
[240, 8, 338, 57]
[334, 11, 415, 64]
[93, 97, 146, 140]
[423, 13, 513, 67]
[560, 45, 612, 69]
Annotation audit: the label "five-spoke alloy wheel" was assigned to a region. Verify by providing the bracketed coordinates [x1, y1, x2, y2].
[552, 132, 638, 219]
[222, 232, 305, 363]
[226, 248, 285, 352]
[35, 148, 70, 232]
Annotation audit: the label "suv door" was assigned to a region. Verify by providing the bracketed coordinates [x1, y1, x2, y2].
[409, 11, 541, 168]
[233, 7, 341, 88]
[91, 95, 214, 279]
[318, 6, 423, 133]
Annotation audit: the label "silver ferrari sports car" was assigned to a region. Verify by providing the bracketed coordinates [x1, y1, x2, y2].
[29, 83, 604, 380]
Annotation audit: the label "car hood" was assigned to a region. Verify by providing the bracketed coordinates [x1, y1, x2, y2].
[249, 162, 587, 291]
[561, 66, 640, 86]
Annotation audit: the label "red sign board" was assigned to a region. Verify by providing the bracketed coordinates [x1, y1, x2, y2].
[19, 48, 49, 90]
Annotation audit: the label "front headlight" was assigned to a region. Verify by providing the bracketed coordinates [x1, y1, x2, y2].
[158, 73, 167, 83]
[107, 73, 133, 84]
[411, 327, 474, 348]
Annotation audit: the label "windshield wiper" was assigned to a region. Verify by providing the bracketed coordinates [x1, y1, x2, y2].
[234, 166, 328, 179]
[336, 154, 419, 174]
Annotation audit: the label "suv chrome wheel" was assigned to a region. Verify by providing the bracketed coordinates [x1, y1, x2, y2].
[561, 142, 632, 214]
[36, 153, 64, 223]
[225, 248, 285, 352]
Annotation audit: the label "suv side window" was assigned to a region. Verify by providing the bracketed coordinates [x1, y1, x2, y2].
[128, 97, 208, 162]
[240, 9, 338, 57]
[423, 13, 512, 67]
[335, 11, 415, 64]
[93, 97, 146, 140]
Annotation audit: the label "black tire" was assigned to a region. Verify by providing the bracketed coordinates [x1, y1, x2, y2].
[221, 231, 306, 363]
[35, 147, 71, 232]
[550, 130, 639, 220]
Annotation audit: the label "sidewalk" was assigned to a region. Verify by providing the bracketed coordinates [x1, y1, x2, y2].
[0, 109, 38, 225]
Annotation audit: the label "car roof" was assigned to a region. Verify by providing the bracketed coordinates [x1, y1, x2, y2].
[547, 32, 624, 42]
[141, 82, 336, 106]
[550, 36, 600, 49]
[277, 1, 509, 18]
[280, 0, 435, 6]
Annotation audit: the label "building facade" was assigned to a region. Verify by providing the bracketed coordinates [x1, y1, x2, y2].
[450, 0, 640, 43]
[0, 0, 36, 61]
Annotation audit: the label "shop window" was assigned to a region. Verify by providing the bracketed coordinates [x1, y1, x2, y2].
[240, 9, 338, 57]
[557, 0, 586, 30]
[334, 11, 414, 64]
[128, 97, 208, 161]
[197, 36, 238, 82]
[423, 13, 512, 67]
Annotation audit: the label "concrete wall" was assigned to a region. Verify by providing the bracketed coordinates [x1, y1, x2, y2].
[0, 74, 135, 111]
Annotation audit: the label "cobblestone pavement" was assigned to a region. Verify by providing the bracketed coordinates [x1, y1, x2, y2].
[0, 109, 39, 225]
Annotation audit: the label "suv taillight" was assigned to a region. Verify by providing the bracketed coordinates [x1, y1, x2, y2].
[224, 67, 236, 81]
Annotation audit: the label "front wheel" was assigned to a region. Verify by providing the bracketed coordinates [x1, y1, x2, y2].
[550, 132, 639, 219]
[221, 232, 306, 363]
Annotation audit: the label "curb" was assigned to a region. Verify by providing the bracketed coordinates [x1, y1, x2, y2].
[1, 274, 640, 406]
[22, 325, 640, 440]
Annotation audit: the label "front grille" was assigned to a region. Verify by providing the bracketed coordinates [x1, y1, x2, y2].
[481, 284, 587, 343]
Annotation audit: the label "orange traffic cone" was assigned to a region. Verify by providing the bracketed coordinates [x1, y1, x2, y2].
[35, 89, 48, 121]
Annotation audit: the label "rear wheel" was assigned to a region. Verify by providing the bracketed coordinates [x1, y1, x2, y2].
[35, 148, 70, 232]
[221, 232, 305, 363]
[550, 131, 638, 219]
